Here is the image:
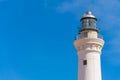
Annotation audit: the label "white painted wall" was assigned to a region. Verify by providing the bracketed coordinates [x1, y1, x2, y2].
[74, 37, 104, 80]
[78, 52, 102, 80]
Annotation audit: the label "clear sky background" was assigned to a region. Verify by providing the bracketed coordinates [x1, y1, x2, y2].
[0, 0, 120, 80]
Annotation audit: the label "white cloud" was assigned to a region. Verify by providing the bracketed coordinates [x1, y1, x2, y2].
[56, 0, 82, 13]
[56, 0, 120, 29]
[56, 0, 120, 19]
[56, 0, 120, 13]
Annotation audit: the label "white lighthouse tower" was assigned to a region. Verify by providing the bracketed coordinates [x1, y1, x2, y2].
[74, 11, 104, 80]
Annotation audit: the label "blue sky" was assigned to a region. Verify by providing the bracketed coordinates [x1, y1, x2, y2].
[0, 0, 120, 80]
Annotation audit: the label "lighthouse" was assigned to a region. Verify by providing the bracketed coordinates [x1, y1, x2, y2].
[74, 11, 104, 80]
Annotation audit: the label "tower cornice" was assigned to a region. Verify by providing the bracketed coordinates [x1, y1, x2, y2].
[74, 38, 104, 55]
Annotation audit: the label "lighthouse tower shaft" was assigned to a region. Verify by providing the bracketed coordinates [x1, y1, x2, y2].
[74, 12, 104, 80]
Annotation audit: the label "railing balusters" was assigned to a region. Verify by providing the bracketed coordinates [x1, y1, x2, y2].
[75, 34, 103, 40]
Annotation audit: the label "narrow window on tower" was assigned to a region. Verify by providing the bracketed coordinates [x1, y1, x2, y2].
[83, 60, 87, 65]
[84, 32, 88, 37]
